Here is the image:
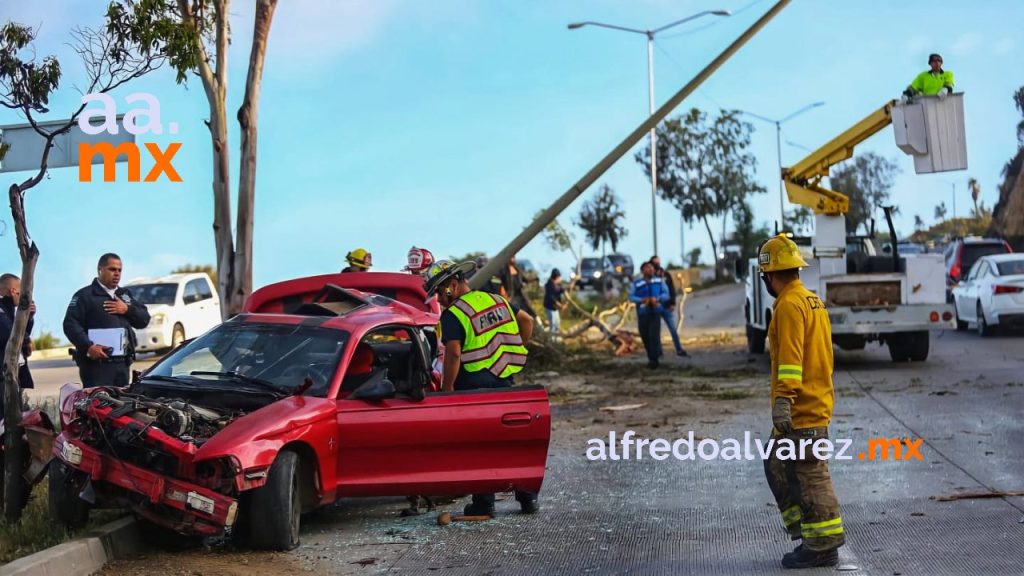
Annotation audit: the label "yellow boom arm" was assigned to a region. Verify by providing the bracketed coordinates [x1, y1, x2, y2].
[781, 100, 897, 215]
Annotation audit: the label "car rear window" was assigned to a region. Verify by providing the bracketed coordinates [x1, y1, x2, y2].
[962, 243, 1010, 272]
[996, 258, 1024, 276]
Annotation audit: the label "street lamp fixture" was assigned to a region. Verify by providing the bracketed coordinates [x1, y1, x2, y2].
[568, 9, 731, 257]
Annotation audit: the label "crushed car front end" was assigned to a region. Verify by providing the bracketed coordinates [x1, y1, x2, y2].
[52, 386, 263, 537]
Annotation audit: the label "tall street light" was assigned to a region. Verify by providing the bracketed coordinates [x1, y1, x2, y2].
[569, 9, 731, 257]
[741, 101, 825, 230]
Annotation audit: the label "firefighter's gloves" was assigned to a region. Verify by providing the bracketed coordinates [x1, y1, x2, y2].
[772, 397, 794, 435]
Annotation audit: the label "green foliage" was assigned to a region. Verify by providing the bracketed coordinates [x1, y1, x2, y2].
[575, 184, 627, 255]
[31, 331, 61, 351]
[171, 263, 217, 286]
[448, 251, 486, 265]
[637, 108, 766, 277]
[934, 202, 947, 221]
[536, 209, 575, 256]
[829, 152, 900, 234]
[786, 206, 814, 236]
[0, 23, 62, 114]
[732, 201, 772, 262]
[105, 0, 209, 84]
[686, 247, 702, 268]
[0, 484, 124, 563]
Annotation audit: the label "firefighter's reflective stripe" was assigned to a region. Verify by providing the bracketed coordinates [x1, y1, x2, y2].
[778, 364, 803, 382]
[782, 505, 802, 527]
[801, 517, 844, 538]
[460, 333, 524, 362]
[449, 291, 528, 378]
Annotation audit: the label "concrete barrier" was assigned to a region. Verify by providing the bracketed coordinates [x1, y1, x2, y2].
[0, 516, 140, 576]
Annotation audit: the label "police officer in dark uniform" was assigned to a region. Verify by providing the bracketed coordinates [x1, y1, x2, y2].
[63, 253, 150, 387]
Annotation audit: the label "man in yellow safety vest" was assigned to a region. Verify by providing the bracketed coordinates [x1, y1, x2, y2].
[423, 260, 538, 516]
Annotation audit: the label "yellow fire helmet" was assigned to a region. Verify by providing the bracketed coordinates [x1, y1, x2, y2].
[758, 233, 809, 273]
[345, 248, 372, 270]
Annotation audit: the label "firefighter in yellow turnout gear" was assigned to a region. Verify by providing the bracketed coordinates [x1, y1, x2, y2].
[423, 260, 539, 516]
[758, 234, 845, 569]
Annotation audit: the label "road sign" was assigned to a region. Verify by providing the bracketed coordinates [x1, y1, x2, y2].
[0, 115, 134, 174]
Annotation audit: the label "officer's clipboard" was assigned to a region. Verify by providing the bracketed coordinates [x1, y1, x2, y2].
[88, 328, 127, 356]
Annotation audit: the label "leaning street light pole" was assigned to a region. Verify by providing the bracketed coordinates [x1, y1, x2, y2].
[568, 9, 731, 257]
[741, 101, 825, 230]
[471, 0, 792, 290]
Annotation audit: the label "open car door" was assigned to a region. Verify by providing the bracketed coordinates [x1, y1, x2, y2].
[333, 327, 549, 497]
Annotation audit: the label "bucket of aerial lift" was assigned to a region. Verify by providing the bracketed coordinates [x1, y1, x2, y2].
[892, 93, 967, 174]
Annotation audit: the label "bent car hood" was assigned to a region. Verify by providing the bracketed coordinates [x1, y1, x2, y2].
[194, 396, 335, 463]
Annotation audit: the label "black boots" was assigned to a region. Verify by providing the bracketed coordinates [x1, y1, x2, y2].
[782, 544, 839, 569]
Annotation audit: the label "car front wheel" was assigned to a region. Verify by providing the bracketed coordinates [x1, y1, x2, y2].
[48, 460, 90, 528]
[249, 450, 301, 550]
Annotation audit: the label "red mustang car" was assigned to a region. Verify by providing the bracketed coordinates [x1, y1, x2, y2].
[49, 273, 550, 550]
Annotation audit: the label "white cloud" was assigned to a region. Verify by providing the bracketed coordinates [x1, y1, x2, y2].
[993, 37, 1015, 55]
[950, 32, 983, 56]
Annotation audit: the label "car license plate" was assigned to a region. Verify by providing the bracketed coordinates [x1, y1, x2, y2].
[61, 441, 83, 465]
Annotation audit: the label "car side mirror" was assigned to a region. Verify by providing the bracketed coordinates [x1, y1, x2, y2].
[348, 370, 396, 401]
[183, 294, 197, 305]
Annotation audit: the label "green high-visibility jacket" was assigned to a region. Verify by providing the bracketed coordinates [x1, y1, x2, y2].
[449, 291, 528, 378]
[908, 69, 954, 96]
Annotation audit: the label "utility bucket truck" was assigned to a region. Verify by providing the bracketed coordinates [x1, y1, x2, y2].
[746, 94, 967, 362]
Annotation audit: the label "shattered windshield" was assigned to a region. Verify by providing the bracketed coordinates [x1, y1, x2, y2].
[145, 321, 349, 397]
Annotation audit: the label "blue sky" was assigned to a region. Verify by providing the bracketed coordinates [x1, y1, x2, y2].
[1, 0, 1022, 338]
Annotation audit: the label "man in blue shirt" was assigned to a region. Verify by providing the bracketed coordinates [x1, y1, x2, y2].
[630, 261, 671, 368]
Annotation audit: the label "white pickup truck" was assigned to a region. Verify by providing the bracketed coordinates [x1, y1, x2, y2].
[126, 273, 222, 353]
[744, 231, 955, 362]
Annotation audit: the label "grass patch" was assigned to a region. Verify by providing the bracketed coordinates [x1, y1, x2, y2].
[0, 478, 124, 563]
[691, 382, 714, 392]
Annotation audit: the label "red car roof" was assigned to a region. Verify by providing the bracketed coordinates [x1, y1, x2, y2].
[242, 272, 440, 328]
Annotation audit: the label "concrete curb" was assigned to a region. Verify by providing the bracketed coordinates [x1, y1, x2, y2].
[28, 347, 72, 361]
[0, 517, 140, 576]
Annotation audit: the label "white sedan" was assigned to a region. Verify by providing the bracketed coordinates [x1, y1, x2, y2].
[952, 253, 1024, 336]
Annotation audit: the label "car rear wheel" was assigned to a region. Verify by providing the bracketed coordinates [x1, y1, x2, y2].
[976, 303, 994, 338]
[249, 450, 301, 551]
[887, 335, 911, 363]
[907, 331, 929, 362]
[48, 460, 90, 528]
[746, 324, 766, 354]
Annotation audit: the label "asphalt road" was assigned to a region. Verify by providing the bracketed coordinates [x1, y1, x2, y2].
[80, 285, 1024, 575]
[25, 355, 160, 405]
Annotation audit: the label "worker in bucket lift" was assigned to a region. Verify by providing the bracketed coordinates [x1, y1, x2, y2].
[903, 53, 954, 101]
[404, 246, 435, 277]
[759, 234, 845, 569]
[342, 248, 372, 273]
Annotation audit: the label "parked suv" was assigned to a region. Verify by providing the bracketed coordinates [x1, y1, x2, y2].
[606, 253, 635, 282]
[126, 273, 222, 353]
[944, 237, 1012, 297]
[572, 257, 614, 289]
